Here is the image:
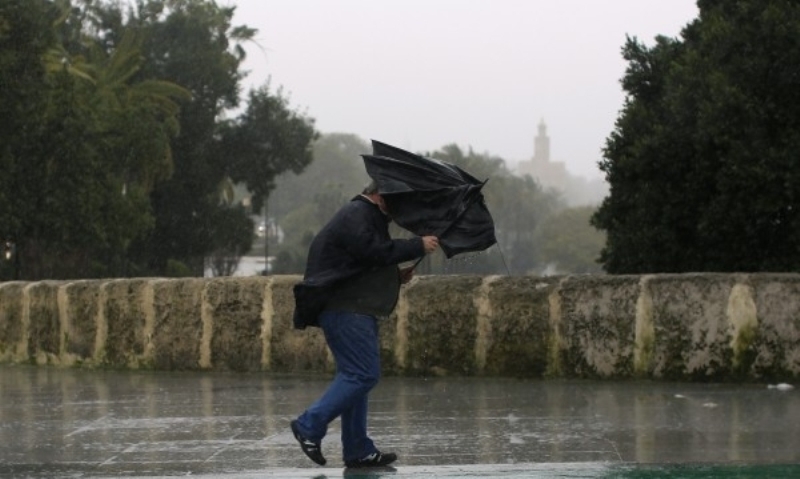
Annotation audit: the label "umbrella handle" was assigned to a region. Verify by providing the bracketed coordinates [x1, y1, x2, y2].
[410, 255, 425, 271]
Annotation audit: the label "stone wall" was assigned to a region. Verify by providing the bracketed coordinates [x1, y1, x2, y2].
[1, 274, 798, 381]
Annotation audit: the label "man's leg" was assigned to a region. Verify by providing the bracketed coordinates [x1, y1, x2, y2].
[294, 312, 380, 449]
[340, 387, 375, 462]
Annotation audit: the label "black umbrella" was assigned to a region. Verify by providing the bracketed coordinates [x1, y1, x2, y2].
[362, 140, 497, 259]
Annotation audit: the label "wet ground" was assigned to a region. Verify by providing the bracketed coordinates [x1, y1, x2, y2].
[0, 364, 798, 478]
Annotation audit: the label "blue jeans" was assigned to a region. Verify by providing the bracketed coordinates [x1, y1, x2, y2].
[294, 311, 381, 462]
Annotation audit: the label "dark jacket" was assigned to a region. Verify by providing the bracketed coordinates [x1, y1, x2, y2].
[293, 195, 424, 329]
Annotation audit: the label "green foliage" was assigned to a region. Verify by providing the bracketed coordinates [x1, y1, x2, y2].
[0, 0, 597, 280]
[223, 84, 318, 213]
[114, 0, 254, 275]
[0, 0, 316, 280]
[206, 205, 253, 276]
[165, 258, 192, 277]
[270, 133, 370, 220]
[594, 0, 800, 273]
[0, 0, 188, 279]
[535, 206, 605, 274]
[0, 0, 56, 252]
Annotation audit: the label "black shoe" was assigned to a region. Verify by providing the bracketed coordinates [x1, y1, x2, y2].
[344, 451, 398, 469]
[290, 420, 326, 466]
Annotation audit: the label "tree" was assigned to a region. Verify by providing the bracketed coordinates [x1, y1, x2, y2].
[0, 0, 55, 279]
[593, 0, 800, 273]
[3, 0, 316, 280]
[224, 84, 317, 215]
[103, 0, 254, 275]
[270, 133, 369, 221]
[534, 206, 605, 274]
[0, 0, 187, 279]
[83, 0, 317, 276]
[205, 204, 253, 276]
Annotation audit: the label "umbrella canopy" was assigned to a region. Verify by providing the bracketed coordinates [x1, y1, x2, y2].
[362, 140, 497, 258]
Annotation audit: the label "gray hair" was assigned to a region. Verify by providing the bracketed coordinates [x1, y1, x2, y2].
[362, 180, 379, 195]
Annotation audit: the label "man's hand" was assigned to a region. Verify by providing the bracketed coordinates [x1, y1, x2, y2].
[422, 236, 439, 254]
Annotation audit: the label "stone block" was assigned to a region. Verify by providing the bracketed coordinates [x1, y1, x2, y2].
[63, 280, 104, 363]
[27, 281, 62, 364]
[103, 279, 154, 368]
[648, 274, 736, 380]
[750, 274, 800, 379]
[559, 275, 639, 378]
[151, 279, 205, 370]
[205, 277, 266, 371]
[483, 276, 555, 377]
[0, 282, 25, 362]
[403, 275, 484, 376]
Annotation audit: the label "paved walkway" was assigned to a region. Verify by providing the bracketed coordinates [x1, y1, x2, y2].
[0, 364, 798, 478]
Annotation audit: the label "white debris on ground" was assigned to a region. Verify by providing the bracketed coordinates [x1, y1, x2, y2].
[768, 383, 795, 391]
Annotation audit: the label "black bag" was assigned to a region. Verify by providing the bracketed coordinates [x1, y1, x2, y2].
[292, 283, 332, 330]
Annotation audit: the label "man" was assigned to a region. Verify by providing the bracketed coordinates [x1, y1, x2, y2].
[290, 181, 439, 469]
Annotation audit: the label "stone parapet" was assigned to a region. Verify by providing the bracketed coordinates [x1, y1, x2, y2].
[0, 274, 798, 380]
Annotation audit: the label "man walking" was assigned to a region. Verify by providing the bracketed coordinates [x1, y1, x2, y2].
[290, 181, 439, 468]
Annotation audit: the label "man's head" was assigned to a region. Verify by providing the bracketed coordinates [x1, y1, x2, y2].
[362, 180, 388, 215]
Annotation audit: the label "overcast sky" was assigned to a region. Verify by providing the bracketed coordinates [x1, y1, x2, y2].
[227, 1, 699, 180]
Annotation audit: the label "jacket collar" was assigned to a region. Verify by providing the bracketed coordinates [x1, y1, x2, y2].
[353, 195, 391, 221]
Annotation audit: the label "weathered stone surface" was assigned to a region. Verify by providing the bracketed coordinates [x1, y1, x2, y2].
[483, 276, 554, 377]
[205, 277, 265, 371]
[403, 275, 484, 376]
[27, 281, 62, 364]
[1, 274, 799, 381]
[648, 274, 737, 380]
[750, 274, 800, 379]
[559, 275, 639, 378]
[103, 279, 154, 368]
[0, 282, 25, 362]
[150, 279, 205, 370]
[63, 280, 104, 363]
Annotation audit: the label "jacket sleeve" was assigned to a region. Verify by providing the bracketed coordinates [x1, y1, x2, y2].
[338, 204, 424, 266]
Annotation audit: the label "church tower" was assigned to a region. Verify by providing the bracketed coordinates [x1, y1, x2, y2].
[517, 118, 568, 190]
[534, 118, 550, 164]
[516, 118, 608, 206]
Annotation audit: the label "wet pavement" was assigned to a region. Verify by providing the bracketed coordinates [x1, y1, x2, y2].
[0, 364, 798, 478]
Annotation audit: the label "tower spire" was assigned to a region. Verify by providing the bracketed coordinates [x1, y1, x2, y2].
[534, 118, 550, 163]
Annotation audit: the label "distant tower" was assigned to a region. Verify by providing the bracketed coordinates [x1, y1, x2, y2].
[517, 118, 568, 191]
[534, 118, 550, 164]
[516, 118, 608, 206]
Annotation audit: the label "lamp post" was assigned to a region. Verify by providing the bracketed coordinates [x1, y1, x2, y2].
[264, 197, 270, 276]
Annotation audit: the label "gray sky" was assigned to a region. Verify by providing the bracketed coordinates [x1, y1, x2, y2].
[228, 0, 699, 180]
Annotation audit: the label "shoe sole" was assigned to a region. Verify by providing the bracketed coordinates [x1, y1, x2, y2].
[345, 453, 397, 468]
[344, 466, 398, 475]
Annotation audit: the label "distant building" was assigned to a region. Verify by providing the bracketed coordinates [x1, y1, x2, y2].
[516, 119, 607, 206]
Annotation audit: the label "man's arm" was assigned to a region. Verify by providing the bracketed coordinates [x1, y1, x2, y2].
[339, 204, 433, 265]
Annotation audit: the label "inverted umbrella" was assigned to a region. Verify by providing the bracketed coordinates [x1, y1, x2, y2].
[362, 140, 497, 258]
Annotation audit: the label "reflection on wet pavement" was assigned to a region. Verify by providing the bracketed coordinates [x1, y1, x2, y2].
[0, 364, 798, 478]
